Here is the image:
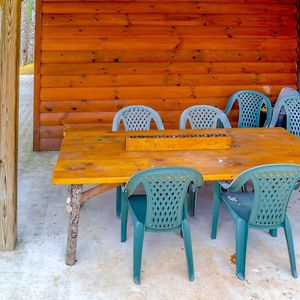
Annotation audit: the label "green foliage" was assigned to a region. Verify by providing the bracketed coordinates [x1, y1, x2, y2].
[24, 0, 35, 23]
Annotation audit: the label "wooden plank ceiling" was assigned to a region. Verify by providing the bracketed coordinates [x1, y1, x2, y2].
[35, 0, 298, 150]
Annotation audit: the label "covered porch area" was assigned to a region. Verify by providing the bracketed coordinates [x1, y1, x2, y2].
[1, 75, 299, 298]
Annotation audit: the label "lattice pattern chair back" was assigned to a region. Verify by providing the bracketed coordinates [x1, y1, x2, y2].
[230, 165, 300, 227]
[124, 167, 203, 230]
[112, 105, 164, 131]
[225, 90, 272, 128]
[269, 96, 300, 137]
[179, 105, 231, 129]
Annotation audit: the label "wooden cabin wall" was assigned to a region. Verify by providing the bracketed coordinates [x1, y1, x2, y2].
[34, 0, 298, 150]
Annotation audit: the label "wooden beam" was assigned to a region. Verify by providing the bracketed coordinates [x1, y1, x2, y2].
[0, 0, 21, 250]
[33, 0, 42, 151]
[81, 184, 119, 205]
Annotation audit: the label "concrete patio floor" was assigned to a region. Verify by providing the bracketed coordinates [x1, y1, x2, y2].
[1, 75, 300, 299]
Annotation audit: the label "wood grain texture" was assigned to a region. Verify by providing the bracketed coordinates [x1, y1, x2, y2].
[65, 184, 82, 265]
[125, 134, 232, 151]
[34, 0, 43, 151]
[39, 85, 292, 101]
[35, 0, 299, 150]
[41, 38, 297, 51]
[41, 74, 297, 88]
[42, 25, 297, 38]
[42, 2, 297, 14]
[42, 13, 297, 27]
[40, 62, 297, 75]
[41, 50, 298, 64]
[0, 0, 21, 250]
[297, 0, 300, 62]
[52, 127, 300, 184]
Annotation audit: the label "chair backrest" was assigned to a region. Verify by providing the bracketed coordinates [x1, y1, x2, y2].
[225, 90, 272, 128]
[228, 164, 300, 227]
[277, 87, 299, 101]
[269, 96, 300, 137]
[124, 167, 203, 230]
[112, 105, 164, 131]
[179, 105, 231, 129]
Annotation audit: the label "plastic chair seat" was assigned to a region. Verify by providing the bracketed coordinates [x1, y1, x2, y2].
[221, 192, 254, 221]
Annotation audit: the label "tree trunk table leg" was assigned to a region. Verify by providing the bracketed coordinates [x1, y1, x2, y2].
[65, 184, 83, 266]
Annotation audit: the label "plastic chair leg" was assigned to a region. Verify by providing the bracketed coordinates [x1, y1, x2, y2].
[235, 218, 249, 281]
[116, 185, 122, 218]
[284, 218, 298, 278]
[211, 182, 221, 239]
[188, 189, 196, 217]
[133, 223, 145, 285]
[182, 220, 195, 281]
[269, 229, 278, 237]
[121, 194, 129, 243]
[241, 183, 248, 193]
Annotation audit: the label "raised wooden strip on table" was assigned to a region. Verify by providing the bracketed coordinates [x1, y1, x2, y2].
[125, 133, 232, 151]
[52, 127, 300, 185]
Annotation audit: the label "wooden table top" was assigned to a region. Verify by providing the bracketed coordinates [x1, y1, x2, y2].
[52, 127, 300, 185]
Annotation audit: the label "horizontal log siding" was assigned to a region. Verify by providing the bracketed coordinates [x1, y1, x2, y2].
[35, 0, 298, 150]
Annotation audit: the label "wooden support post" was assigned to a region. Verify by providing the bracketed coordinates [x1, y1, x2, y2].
[66, 184, 83, 266]
[33, 0, 42, 151]
[0, 0, 21, 250]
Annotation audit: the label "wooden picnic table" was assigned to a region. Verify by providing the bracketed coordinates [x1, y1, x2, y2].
[52, 126, 300, 265]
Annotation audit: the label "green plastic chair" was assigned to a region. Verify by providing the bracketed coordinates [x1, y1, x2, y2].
[224, 90, 272, 128]
[112, 105, 164, 217]
[179, 105, 231, 129]
[179, 105, 231, 215]
[121, 167, 204, 284]
[269, 96, 300, 137]
[211, 164, 300, 280]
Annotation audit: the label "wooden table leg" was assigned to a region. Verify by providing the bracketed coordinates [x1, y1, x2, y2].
[65, 184, 83, 266]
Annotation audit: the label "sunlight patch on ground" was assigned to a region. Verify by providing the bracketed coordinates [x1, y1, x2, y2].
[20, 63, 34, 75]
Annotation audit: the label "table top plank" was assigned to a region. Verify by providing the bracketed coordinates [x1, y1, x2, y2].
[52, 127, 300, 185]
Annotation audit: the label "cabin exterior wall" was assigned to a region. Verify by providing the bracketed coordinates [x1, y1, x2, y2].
[34, 0, 299, 150]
